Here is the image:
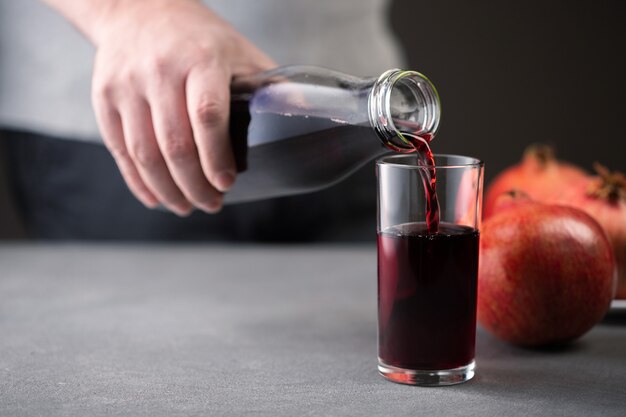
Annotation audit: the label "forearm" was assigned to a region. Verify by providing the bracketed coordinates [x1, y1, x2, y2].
[40, 0, 200, 46]
[41, 0, 120, 44]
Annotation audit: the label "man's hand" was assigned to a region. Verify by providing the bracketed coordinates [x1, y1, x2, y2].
[44, 0, 275, 215]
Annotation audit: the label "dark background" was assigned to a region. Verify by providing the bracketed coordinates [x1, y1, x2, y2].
[1, 0, 625, 239]
[390, 0, 625, 173]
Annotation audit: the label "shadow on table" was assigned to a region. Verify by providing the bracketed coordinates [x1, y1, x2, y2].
[602, 309, 626, 326]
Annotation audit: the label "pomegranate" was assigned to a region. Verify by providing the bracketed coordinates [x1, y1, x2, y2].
[454, 167, 482, 227]
[478, 195, 616, 347]
[551, 164, 626, 298]
[483, 144, 588, 218]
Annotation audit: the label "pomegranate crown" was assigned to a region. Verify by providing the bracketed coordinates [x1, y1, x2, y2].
[588, 163, 626, 203]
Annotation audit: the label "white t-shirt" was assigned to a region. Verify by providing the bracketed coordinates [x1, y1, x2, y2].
[0, 0, 404, 142]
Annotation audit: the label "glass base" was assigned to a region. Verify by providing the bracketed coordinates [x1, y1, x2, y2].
[378, 359, 475, 386]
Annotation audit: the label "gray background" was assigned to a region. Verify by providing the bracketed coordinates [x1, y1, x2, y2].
[1, 0, 625, 239]
[1, 245, 625, 416]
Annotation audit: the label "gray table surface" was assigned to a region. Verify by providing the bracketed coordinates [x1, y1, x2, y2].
[1, 244, 625, 417]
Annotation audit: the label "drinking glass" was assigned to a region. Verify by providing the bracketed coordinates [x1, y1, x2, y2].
[377, 154, 484, 386]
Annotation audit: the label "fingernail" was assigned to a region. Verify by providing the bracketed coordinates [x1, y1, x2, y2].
[172, 204, 193, 217]
[200, 197, 223, 214]
[141, 195, 159, 209]
[214, 171, 235, 192]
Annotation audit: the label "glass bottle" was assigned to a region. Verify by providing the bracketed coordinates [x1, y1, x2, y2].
[226, 65, 441, 203]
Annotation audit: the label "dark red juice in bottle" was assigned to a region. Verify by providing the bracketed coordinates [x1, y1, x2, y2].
[227, 99, 387, 203]
[378, 222, 479, 370]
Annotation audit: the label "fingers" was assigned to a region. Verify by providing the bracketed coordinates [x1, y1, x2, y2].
[186, 65, 237, 193]
[118, 97, 193, 216]
[92, 94, 159, 209]
[93, 75, 232, 216]
[147, 83, 224, 213]
[92, 59, 238, 215]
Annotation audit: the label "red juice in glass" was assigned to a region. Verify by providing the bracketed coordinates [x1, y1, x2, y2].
[376, 154, 483, 385]
[378, 222, 479, 371]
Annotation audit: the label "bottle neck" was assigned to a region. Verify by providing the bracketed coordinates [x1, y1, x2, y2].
[368, 69, 441, 152]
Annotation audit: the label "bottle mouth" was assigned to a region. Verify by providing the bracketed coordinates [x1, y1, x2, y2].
[368, 69, 441, 152]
